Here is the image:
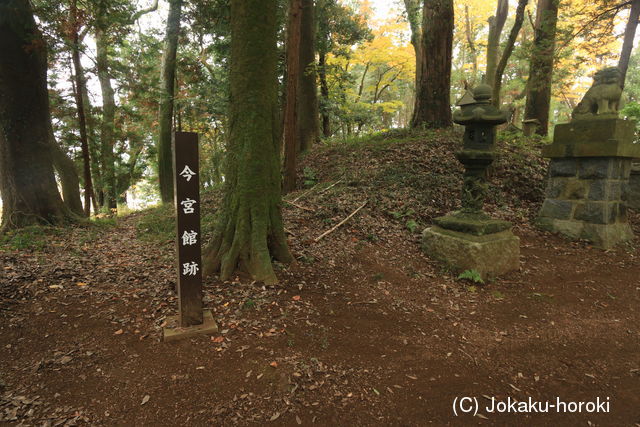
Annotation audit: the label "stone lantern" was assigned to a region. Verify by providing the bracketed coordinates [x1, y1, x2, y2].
[421, 84, 520, 280]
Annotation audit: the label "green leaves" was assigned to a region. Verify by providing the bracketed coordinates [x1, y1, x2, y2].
[457, 269, 484, 284]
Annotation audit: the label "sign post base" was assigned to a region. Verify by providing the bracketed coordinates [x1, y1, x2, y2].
[163, 310, 218, 342]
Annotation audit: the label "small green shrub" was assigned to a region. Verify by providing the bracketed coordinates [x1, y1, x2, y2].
[457, 269, 484, 284]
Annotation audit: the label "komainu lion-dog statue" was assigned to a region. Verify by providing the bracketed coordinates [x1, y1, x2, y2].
[571, 67, 623, 121]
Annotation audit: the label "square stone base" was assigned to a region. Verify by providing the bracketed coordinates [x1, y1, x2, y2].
[163, 310, 218, 342]
[537, 218, 633, 249]
[421, 226, 520, 280]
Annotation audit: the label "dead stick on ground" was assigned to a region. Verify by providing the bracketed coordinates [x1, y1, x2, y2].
[289, 182, 321, 203]
[314, 201, 367, 242]
[284, 199, 314, 212]
[319, 179, 342, 194]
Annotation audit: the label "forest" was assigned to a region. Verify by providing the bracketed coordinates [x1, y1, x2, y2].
[1, 0, 640, 424]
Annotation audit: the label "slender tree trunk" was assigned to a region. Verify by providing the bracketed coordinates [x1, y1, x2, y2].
[297, 0, 319, 153]
[523, 0, 559, 137]
[318, 50, 331, 137]
[203, 0, 293, 284]
[283, 0, 302, 194]
[95, 28, 117, 211]
[485, 0, 508, 87]
[0, 0, 76, 231]
[157, 0, 183, 204]
[411, 0, 454, 129]
[403, 0, 422, 89]
[493, 0, 529, 105]
[69, 1, 93, 216]
[464, 5, 478, 81]
[50, 134, 84, 217]
[619, 0, 640, 88]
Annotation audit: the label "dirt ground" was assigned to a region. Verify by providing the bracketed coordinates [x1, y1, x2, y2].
[1, 134, 639, 426]
[1, 201, 639, 426]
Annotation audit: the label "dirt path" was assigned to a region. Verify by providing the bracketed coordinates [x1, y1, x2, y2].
[1, 210, 639, 426]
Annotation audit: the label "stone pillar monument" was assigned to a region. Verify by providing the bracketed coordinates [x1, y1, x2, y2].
[537, 67, 638, 248]
[421, 85, 520, 280]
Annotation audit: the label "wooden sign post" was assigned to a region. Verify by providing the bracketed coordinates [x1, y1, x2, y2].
[163, 132, 217, 341]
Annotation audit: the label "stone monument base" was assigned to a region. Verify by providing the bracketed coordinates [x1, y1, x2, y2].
[163, 310, 218, 342]
[537, 218, 633, 249]
[537, 156, 634, 249]
[421, 225, 520, 280]
[628, 163, 640, 210]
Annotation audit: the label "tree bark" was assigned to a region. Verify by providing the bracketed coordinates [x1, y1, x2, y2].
[485, 0, 509, 87]
[0, 0, 77, 231]
[203, 0, 293, 284]
[493, 0, 529, 106]
[411, 0, 454, 129]
[297, 0, 319, 153]
[157, 0, 183, 204]
[95, 27, 117, 211]
[50, 135, 84, 217]
[283, 0, 302, 194]
[619, 0, 640, 88]
[464, 5, 478, 80]
[403, 0, 422, 88]
[318, 50, 331, 137]
[69, 0, 93, 216]
[523, 0, 559, 137]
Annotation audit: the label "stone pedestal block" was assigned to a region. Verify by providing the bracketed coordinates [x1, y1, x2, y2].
[538, 119, 637, 249]
[421, 226, 520, 280]
[628, 163, 640, 210]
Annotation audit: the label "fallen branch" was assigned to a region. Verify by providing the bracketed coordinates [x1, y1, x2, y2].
[284, 199, 314, 212]
[314, 201, 367, 242]
[319, 179, 343, 194]
[289, 182, 321, 203]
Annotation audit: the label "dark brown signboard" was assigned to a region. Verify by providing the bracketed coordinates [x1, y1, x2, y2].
[173, 132, 203, 327]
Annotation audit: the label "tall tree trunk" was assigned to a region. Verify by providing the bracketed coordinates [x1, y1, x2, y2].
[297, 0, 319, 153]
[203, 0, 293, 284]
[619, 0, 640, 88]
[157, 0, 183, 204]
[523, 0, 559, 137]
[318, 50, 331, 137]
[50, 134, 84, 217]
[464, 5, 478, 81]
[0, 0, 76, 231]
[283, 0, 302, 194]
[485, 0, 508, 87]
[95, 28, 117, 211]
[403, 0, 422, 88]
[69, 1, 93, 216]
[411, 0, 454, 129]
[493, 0, 529, 106]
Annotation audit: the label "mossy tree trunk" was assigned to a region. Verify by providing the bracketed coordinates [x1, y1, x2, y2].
[0, 0, 77, 231]
[95, 27, 117, 211]
[50, 135, 84, 217]
[157, 0, 183, 204]
[297, 0, 319, 153]
[203, 0, 293, 285]
[485, 0, 508, 88]
[523, 0, 559, 137]
[411, 0, 454, 129]
[403, 0, 422, 89]
[283, 0, 302, 194]
[493, 0, 529, 106]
